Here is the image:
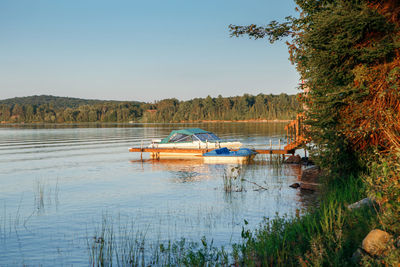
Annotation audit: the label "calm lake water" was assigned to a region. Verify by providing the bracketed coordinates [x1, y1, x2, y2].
[0, 123, 312, 266]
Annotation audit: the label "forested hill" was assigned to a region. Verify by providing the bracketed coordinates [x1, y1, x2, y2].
[0, 95, 137, 109]
[0, 93, 299, 123]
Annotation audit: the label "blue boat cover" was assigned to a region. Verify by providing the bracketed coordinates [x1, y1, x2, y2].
[203, 147, 256, 157]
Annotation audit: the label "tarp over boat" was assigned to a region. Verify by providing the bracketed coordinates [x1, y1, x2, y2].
[203, 147, 257, 157]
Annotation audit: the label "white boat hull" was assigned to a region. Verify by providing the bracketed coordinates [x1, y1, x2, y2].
[150, 141, 242, 150]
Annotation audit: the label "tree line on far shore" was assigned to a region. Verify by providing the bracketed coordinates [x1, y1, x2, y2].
[0, 93, 300, 123]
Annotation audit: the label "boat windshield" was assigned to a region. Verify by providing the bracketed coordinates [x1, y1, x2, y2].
[168, 133, 192, 143]
[193, 133, 220, 142]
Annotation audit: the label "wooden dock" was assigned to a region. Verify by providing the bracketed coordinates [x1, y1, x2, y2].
[129, 147, 296, 155]
[284, 113, 308, 151]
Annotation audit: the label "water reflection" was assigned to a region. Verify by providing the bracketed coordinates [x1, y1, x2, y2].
[129, 157, 316, 212]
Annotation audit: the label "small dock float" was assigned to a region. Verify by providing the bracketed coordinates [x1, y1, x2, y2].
[203, 147, 257, 164]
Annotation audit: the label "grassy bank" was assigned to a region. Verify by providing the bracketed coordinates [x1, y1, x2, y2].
[234, 174, 374, 266]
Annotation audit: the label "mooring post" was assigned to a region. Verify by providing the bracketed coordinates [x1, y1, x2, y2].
[140, 141, 143, 161]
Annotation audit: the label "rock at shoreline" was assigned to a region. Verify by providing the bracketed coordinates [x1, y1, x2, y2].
[299, 182, 319, 191]
[362, 229, 392, 256]
[284, 155, 301, 164]
[301, 166, 321, 183]
[289, 183, 300, 189]
[347, 198, 375, 210]
[298, 166, 322, 191]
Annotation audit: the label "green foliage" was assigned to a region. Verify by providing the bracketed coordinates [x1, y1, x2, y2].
[0, 93, 299, 123]
[364, 150, 400, 235]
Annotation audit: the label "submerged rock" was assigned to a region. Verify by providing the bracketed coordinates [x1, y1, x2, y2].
[284, 155, 301, 164]
[298, 166, 322, 191]
[289, 183, 300, 189]
[299, 182, 319, 191]
[347, 198, 375, 210]
[362, 229, 392, 256]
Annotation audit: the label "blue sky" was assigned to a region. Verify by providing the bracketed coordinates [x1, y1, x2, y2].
[0, 0, 299, 102]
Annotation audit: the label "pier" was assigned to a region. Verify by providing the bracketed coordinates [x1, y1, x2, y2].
[129, 147, 296, 155]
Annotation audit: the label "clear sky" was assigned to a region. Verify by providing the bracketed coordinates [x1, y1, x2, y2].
[0, 0, 299, 102]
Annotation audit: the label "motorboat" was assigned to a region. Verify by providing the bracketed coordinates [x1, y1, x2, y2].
[148, 128, 242, 158]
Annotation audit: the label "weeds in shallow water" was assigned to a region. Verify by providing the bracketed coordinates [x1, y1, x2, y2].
[0, 179, 61, 239]
[33, 178, 59, 213]
[87, 214, 229, 266]
[34, 180, 45, 212]
[222, 166, 245, 193]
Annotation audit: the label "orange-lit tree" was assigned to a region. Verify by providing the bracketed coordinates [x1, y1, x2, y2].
[230, 0, 399, 172]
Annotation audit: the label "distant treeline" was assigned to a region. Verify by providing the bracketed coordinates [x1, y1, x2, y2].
[0, 94, 299, 123]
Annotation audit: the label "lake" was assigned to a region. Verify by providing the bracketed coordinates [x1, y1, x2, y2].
[0, 123, 313, 266]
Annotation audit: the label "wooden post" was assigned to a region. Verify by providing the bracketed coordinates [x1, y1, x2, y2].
[287, 127, 289, 145]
